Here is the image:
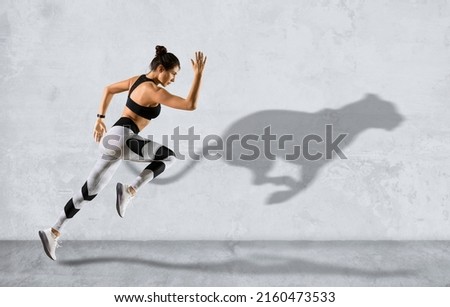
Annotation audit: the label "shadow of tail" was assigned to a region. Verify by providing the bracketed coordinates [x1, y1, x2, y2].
[125, 146, 211, 185]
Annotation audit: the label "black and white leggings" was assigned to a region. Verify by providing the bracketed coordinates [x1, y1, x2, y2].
[53, 118, 176, 231]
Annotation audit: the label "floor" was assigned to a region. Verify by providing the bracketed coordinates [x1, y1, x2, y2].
[1, 240, 449, 287]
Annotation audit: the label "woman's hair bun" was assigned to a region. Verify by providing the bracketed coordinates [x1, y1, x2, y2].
[155, 45, 167, 57]
[149, 45, 180, 71]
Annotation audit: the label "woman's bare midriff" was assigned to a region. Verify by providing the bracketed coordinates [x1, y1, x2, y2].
[121, 107, 151, 132]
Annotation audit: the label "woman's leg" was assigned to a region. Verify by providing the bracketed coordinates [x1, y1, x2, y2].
[116, 135, 177, 217]
[39, 126, 129, 260]
[52, 157, 122, 232]
[52, 126, 130, 232]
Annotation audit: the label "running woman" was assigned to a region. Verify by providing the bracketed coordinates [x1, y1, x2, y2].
[39, 46, 207, 260]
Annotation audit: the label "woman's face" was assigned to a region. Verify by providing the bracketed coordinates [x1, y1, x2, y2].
[159, 65, 180, 87]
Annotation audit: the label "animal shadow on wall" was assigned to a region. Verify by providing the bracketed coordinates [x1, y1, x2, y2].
[126, 94, 404, 204]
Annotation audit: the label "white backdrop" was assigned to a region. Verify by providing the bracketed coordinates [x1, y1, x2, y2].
[1, 0, 449, 240]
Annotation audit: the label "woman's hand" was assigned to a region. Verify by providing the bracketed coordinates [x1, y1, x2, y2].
[191, 51, 207, 75]
[93, 118, 107, 143]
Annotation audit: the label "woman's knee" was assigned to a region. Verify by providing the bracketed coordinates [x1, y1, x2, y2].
[154, 145, 176, 160]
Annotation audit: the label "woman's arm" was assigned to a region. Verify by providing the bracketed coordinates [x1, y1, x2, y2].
[155, 52, 207, 111]
[97, 78, 135, 116]
[93, 77, 136, 142]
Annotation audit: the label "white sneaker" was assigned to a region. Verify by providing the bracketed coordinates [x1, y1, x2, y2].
[38, 228, 60, 261]
[116, 182, 135, 218]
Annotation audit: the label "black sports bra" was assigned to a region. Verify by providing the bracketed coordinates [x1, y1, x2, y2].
[126, 75, 161, 120]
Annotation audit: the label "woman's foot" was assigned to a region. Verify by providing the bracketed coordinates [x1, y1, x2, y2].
[38, 228, 60, 261]
[116, 182, 135, 218]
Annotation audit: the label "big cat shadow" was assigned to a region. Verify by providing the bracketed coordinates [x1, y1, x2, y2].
[127, 94, 405, 204]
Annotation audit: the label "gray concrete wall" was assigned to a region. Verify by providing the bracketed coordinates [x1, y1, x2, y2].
[1, 0, 449, 240]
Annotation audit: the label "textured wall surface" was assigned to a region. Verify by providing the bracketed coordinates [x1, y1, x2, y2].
[1, 0, 449, 240]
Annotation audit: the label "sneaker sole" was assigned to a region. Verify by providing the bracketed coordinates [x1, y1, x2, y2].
[38, 230, 56, 261]
[116, 182, 123, 218]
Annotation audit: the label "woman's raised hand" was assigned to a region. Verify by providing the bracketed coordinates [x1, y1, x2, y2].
[191, 51, 207, 75]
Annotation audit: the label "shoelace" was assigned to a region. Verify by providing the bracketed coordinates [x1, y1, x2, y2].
[127, 185, 136, 199]
[125, 186, 136, 204]
[51, 232, 62, 248]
